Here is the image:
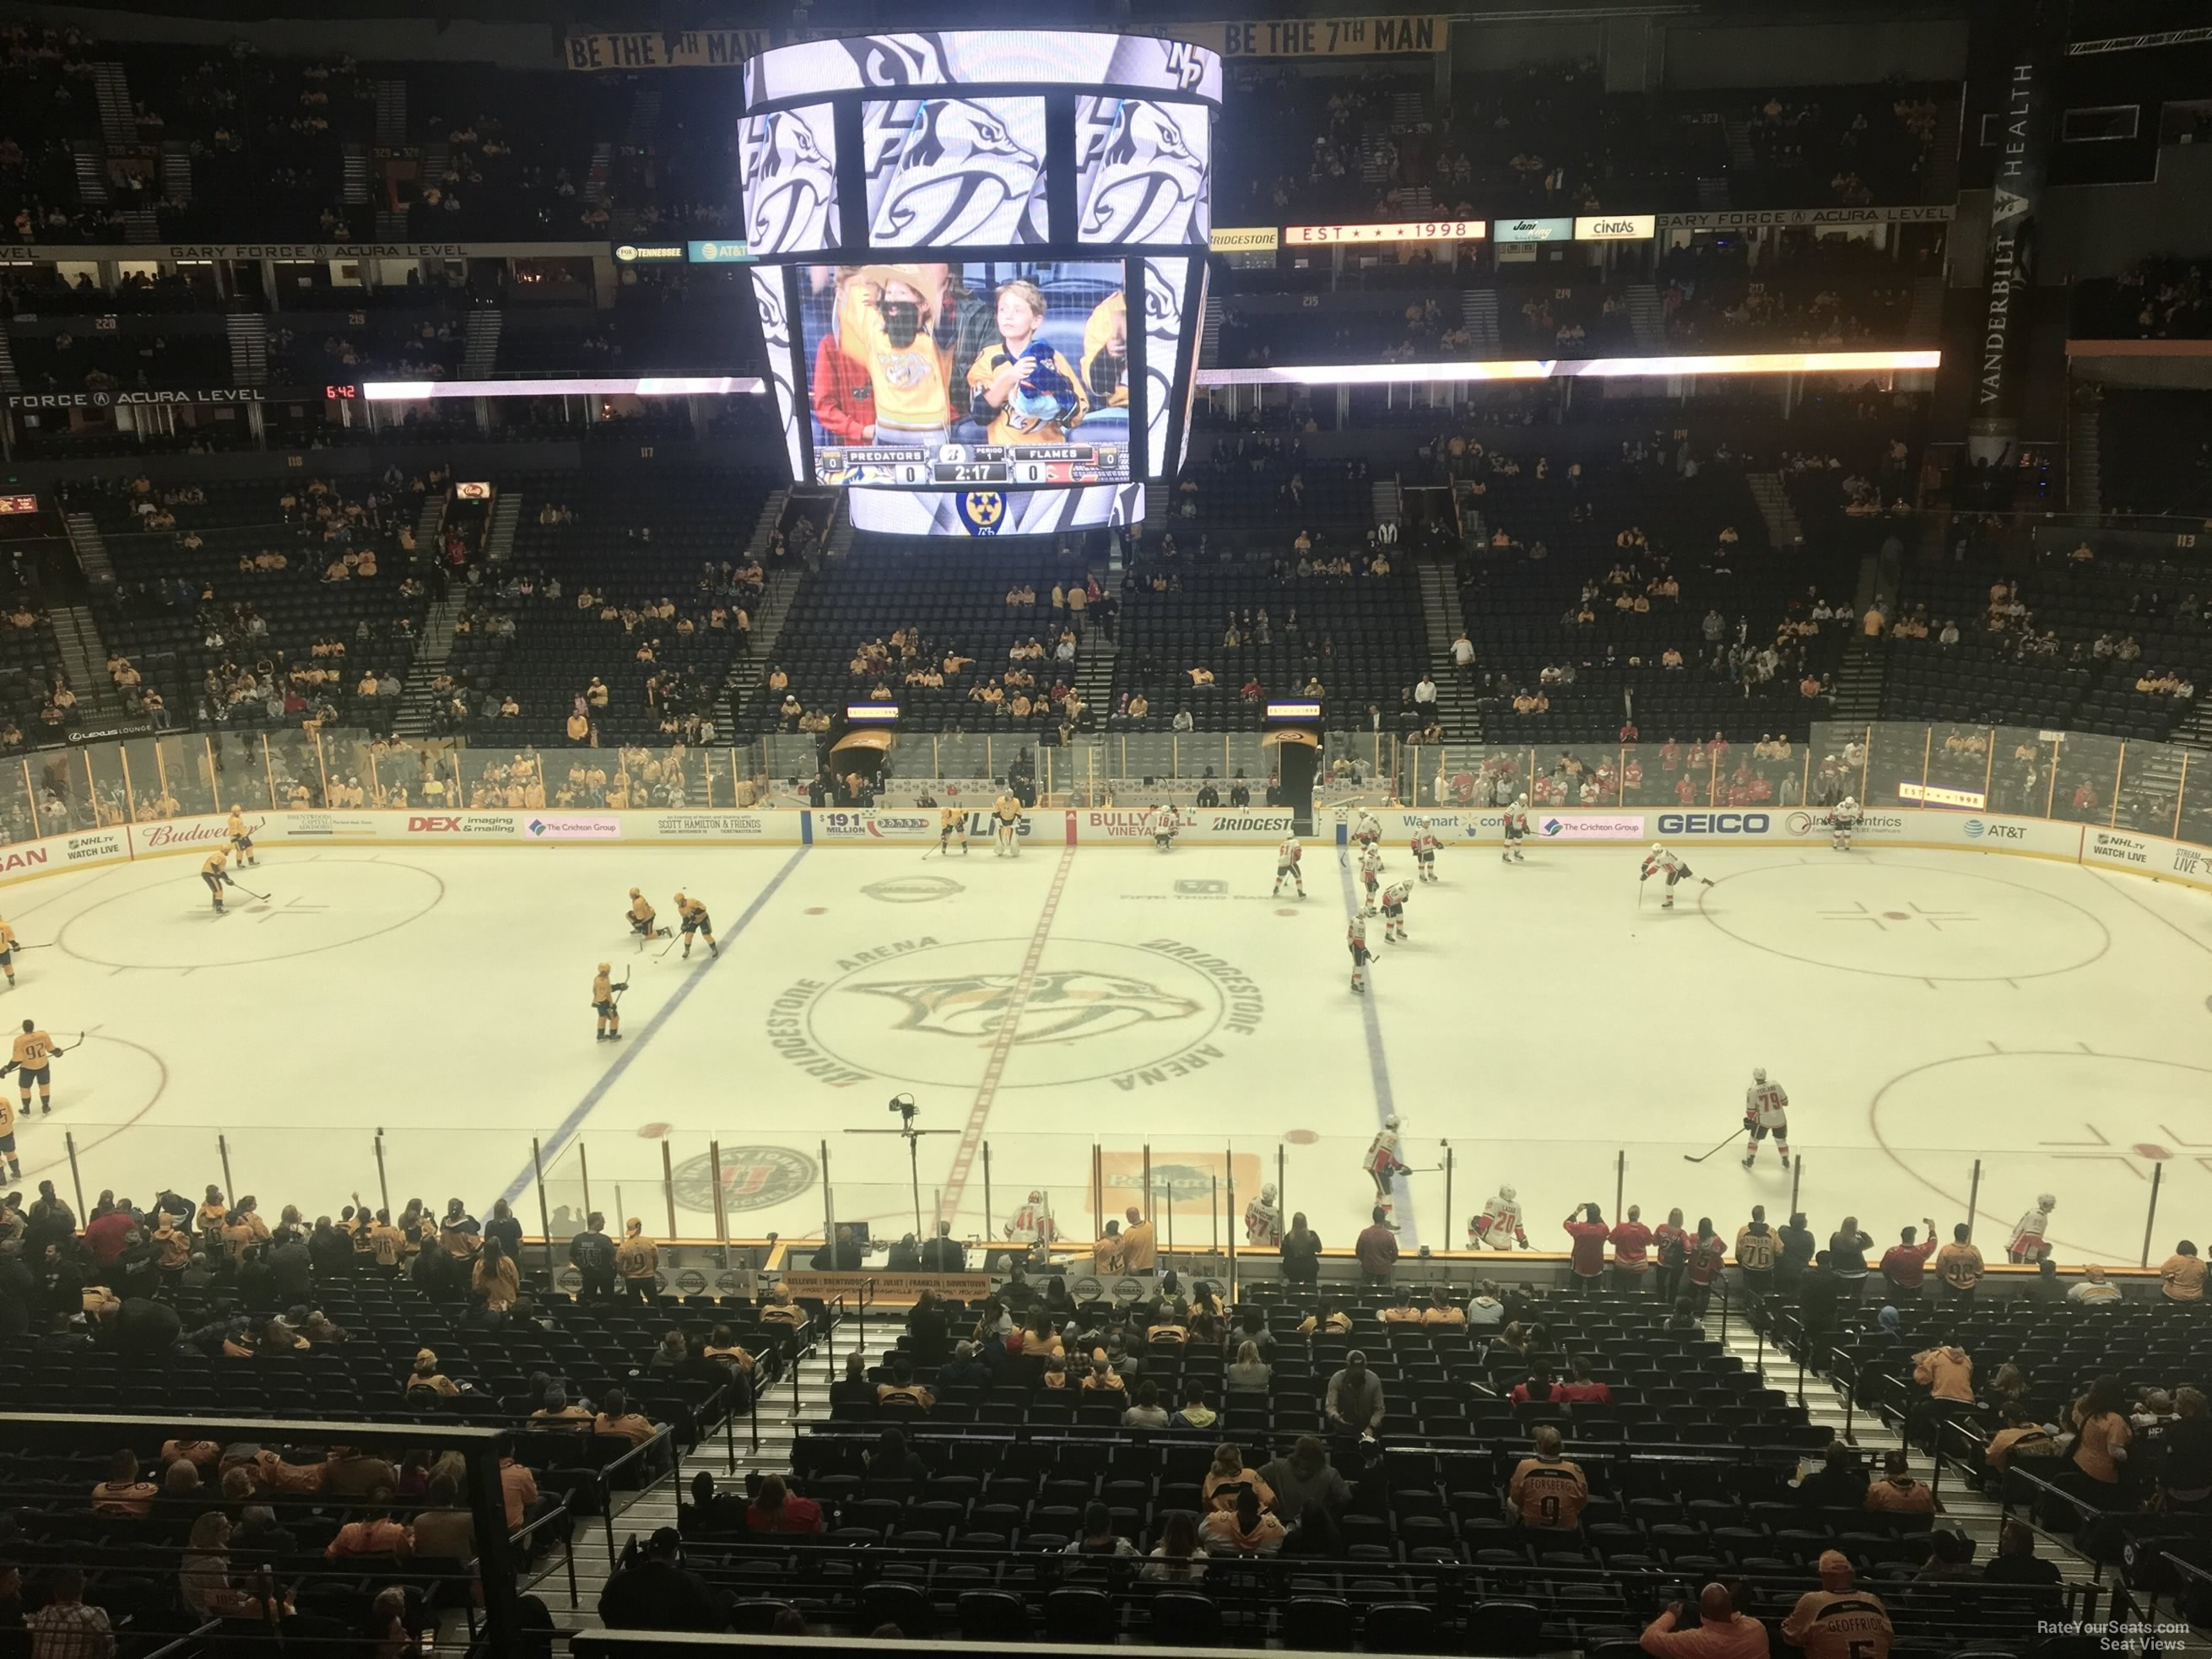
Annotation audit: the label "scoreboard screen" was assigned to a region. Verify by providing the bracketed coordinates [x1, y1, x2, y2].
[798, 257, 1132, 490]
[741, 30, 1219, 537]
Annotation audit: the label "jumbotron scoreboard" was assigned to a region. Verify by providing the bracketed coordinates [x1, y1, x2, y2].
[738, 31, 1220, 537]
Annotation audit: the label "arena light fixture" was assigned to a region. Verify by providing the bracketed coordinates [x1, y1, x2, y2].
[1194, 348, 1941, 387]
[360, 376, 765, 400]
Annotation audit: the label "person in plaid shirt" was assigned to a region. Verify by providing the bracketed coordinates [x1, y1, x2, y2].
[24, 1569, 113, 1659]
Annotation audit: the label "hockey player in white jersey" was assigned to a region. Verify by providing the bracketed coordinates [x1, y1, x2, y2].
[1352, 808, 1382, 856]
[1346, 911, 1371, 994]
[1639, 842, 1712, 908]
[1272, 835, 1306, 898]
[1379, 878, 1412, 943]
[1003, 1189, 1059, 1248]
[1357, 843, 1383, 913]
[1364, 1113, 1409, 1228]
[1830, 796, 1861, 852]
[1409, 822, 1441, 884]
[1501, 795, 1529, 864]
[1469, 1185, 1531, 1250]
[1243, 1182, 1284, 1247]
[1741, 1067, 1790, 1169]
[1149, 803, 1180, 851]
[2007, 1192, 2057, 1263]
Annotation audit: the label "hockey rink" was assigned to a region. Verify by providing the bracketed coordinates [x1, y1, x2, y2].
[7, 835, 2211, 1270]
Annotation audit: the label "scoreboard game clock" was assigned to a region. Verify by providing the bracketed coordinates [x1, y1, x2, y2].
[738, 31, 1220, 538]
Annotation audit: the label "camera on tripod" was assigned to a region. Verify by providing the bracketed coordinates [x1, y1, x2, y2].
[887, 1092, 918, 1125]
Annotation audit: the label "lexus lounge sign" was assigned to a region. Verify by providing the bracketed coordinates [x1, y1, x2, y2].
[1575, 214, 1655, 240]
[5, 389, 260, 408]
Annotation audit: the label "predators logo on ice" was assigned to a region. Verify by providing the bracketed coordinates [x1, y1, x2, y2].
[870, 99, 1045, 246]
[852, 970, 1201, 1043]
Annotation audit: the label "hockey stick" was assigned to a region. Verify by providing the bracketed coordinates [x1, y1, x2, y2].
[1682, 1125, 1749, 1164]
[655, 932, 681, 959]
[229, 884, 270, 902]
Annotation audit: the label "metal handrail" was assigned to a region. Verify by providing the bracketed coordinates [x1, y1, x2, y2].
[507, 1499, 581, 1611]
[595, 1425, 679, 1565]
[140, 1618, 223, 1659]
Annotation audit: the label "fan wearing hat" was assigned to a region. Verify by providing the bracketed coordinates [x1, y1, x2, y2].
[842, 263, 954, 452]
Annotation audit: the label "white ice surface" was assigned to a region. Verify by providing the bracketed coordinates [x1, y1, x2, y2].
[8, 837, 2211, 1269]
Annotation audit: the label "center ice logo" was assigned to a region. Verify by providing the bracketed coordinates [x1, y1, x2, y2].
[852, 970, 1202, 1043]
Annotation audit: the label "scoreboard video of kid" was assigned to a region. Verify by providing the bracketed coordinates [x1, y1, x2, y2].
[738, 32, 1221, 537]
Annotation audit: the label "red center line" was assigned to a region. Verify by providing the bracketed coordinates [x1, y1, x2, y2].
[937, 845, 1076, 1224]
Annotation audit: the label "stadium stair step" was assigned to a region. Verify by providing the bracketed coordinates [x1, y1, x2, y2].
[1906, 274, 1946, 343]
[62, 512, 116, 592]
[373, 79, 408, 149]
[1415, 554, 1478, 745]
[535, 1305, 839, 1645]
[1723, 115, 1759, 180]
[1746, 473, 1805, 548]
[1722, 1307, 2103, 1591]
[340, 143, 370, 207]
[1626, 284, 1666, 352]
[70, 149, 110, 208]
[1460, 288, 1501, 354]
[90, 62, 135, 148]
[393, 593, 466, 738]
[225, 314, 269, 386]
[0, 325, 17, 396]
[584, 143, 615, 206]
[1830, 637, 1888, 726]
[483, 493, 522, 566]
[51, 605, 124, 719]
[463, 310, 505, 379]
[160, 145, 194, 208]
[719, 564, 802, 740]
[2070, 408, 2101, 516]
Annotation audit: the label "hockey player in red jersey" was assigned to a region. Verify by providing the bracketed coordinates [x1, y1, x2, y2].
[1380, 878, 1412, 943]
[1639, 842, 1713, 908]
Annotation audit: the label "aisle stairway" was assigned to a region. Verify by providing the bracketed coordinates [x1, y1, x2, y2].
[543, 1302, 850, 1643]
[1415, 555, 1478, 743]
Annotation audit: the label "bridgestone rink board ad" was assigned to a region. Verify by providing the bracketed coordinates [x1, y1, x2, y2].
[0, 806, 2194, 886]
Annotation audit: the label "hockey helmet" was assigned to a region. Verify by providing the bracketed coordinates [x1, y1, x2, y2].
[1028, 1190, 1044, 1204]
[1262, 1183, 1278, 1201]
[629, 887, 641, 898]
[673, 890, 685, 902]
[1498, 1184, 1517, 1202]
[2038, 1192, 2056, 1209]
[597, 961, 611, 972]
[1840, 796, 1858, 809]
[1384, 1114, 1400, 1130]
[1651, 841, 1665, 852]
[1754, 1067, 1767, 1083]
[1515, 793, 1528, 806]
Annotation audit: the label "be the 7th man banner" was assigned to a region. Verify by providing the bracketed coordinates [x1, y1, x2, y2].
[564, 17, 1447, 70]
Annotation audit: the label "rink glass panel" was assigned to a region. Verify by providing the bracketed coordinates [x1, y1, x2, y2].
[19, 719, 2212, 1266]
